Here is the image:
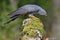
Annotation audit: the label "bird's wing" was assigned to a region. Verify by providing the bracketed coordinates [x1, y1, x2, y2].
[8, 8, 28, 18]
[3, 8, 28, 25]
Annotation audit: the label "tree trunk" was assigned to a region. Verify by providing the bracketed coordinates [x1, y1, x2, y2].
[52, 0, 60, 40]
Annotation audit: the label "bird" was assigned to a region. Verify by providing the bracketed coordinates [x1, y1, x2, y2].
[3, 4, 47, 25]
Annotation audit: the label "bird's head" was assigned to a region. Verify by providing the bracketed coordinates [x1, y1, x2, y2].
[38, 7, 47, 16]
[38, 9, 47, 16]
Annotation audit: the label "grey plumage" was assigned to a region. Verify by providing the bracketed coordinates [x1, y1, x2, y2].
[4, 4, 47, 25]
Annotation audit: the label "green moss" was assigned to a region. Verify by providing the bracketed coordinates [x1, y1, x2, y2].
[22, 16, 46, 37]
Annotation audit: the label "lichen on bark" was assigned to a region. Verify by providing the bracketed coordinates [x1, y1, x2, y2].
[20, 16, 46, 40]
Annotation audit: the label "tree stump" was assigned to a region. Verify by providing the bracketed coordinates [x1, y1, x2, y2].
[20, 16, 47, 40]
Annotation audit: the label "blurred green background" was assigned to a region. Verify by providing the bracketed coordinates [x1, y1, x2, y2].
[0, 0, 52, 40]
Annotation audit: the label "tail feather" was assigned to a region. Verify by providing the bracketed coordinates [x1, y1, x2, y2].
[3, 16, 18, 26]
[10, 14, 19, 18]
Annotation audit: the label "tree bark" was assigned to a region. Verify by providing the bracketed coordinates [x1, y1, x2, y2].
[52, 0, 60, 40]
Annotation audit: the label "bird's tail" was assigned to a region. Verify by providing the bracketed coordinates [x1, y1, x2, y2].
[3, 16, 18, 26]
